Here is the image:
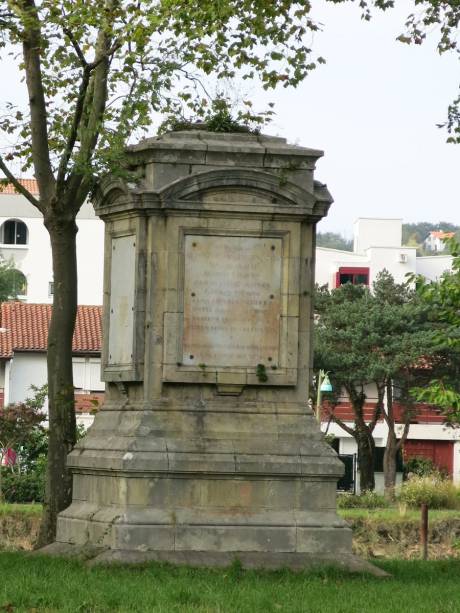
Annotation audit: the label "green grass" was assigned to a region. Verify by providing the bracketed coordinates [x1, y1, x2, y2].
[1, 553, 460, 612]
[0, 503, 42, 516]
[339, 508, 460, 522]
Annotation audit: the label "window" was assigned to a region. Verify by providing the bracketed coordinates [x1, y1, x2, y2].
[10, 269, 27, 297]
[48, 281, 54, 297]
[335, 267, 369, 287]
[1, 219, 28, 245]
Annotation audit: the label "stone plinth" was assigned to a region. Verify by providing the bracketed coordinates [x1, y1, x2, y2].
[52, 131, 369, 571]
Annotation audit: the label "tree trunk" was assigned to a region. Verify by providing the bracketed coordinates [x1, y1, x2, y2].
[356, 426, 375, 492]
[36, 216, 78, 547]
[384, 430, 398, 501]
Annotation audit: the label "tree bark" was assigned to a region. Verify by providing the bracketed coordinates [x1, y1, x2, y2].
[384, 430, 398, 500]
[356, 425, 375, 492]
[36, 215, 78, 546]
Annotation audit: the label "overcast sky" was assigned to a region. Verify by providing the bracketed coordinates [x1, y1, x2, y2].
[256, 1, 460, 235]
[1, 1, 459, 236]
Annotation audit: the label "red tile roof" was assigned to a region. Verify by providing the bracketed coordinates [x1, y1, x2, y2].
[0, 179, 39, 195]
[429, 231, 455, 239]
[74, 392, 105, 413]
[0, 302, 102, 358]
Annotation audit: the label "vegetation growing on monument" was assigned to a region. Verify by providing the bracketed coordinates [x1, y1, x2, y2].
[314, 271, 450, 497]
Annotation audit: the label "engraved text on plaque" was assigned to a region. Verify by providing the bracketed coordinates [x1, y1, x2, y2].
[183, 235, 282, 367]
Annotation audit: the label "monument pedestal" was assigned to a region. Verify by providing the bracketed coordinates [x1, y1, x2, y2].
[52, 131, 378, 573]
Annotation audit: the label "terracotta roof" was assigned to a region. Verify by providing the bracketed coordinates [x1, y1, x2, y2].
[429, 231, 455, 239]
[0, 302, 102, 358]
[74, 392, 105, 413]
[0, 179, 39, 196]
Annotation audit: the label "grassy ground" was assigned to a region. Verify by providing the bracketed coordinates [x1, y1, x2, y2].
[339, 508, 460, 521]
[0, 553, 460, 612]
[0, 503, 41, 517]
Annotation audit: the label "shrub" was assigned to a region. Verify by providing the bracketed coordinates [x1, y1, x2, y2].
[337, 491, 389, 509]
[404, 456, 438, 478]
[1, 458, 45, 503]
[397, 475, 459, 509]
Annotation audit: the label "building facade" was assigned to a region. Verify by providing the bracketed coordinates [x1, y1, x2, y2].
[0, 180, 104, 305]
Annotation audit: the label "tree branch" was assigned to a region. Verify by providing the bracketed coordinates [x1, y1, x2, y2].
[56, 66, 91, 187]
[396, 419, 411, 452]
[17, 0, 55, 203]
[369, 383, 385, 432]
[324, 404, 355, 437]
[65, 0, 120, 212]
[0, 155, 42, 211]
[63, 26, 88, 67]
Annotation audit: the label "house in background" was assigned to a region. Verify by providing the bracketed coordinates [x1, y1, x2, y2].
[315, 218, 458, 491]
[316, 217, 453, 290]
[0, 180, 104, 304]
[424, 230, 456, 253]
[0, 301, 103, 427]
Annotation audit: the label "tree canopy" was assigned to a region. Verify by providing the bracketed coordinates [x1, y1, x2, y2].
[314, 270, 447, 493]
[412, 238, 460, 418]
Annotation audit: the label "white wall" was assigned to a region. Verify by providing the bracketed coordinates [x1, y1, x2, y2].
[4, 352, 104, 409]
[0, 195, 104, 305]
[366, 246, 417, 286]
[416, 255, 453, 282]
[354, 218, 402, 253]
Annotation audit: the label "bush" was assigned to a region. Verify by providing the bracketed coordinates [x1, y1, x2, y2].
[404, 456, 438, 478]
[1, 461, 45, 503]
[337, 491, 389, 509]
[397, 475, 459, 509]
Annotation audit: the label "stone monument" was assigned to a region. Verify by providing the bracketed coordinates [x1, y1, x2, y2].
[52, 131, 376, 571]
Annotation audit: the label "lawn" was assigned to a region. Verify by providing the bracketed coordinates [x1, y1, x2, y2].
[0, 553, 460, 612]
[339, 508, 460, 522]
[0, 503, 42, 517]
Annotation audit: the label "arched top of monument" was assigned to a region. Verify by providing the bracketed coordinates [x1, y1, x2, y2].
[93, 130, 332, 221]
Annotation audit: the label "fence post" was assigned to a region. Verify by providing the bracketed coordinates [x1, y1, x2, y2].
[421, 503, 428, 560]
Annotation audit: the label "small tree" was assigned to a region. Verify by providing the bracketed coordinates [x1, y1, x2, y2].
[314, 271, 445, 496]
[0, 387, 46, 501]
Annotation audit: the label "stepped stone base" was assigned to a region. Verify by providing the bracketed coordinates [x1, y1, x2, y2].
[39, 542, 388, 577]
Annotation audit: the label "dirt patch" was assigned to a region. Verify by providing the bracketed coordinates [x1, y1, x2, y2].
[349, 517, 460, 560]
[0, 514, 40, 551]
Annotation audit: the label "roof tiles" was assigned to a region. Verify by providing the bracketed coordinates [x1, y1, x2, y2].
[0, 302, 102, 358]
[0, 179, 39, 195]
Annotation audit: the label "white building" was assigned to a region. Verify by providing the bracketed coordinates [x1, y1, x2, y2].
[316, 217, 452, 290]
[0, 180, 104, 304]
[424, 230, 456, 253]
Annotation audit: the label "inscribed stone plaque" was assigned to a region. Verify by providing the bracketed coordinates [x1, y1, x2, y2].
[108, 235, 135, 365]
[183, 235, 282, 367]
